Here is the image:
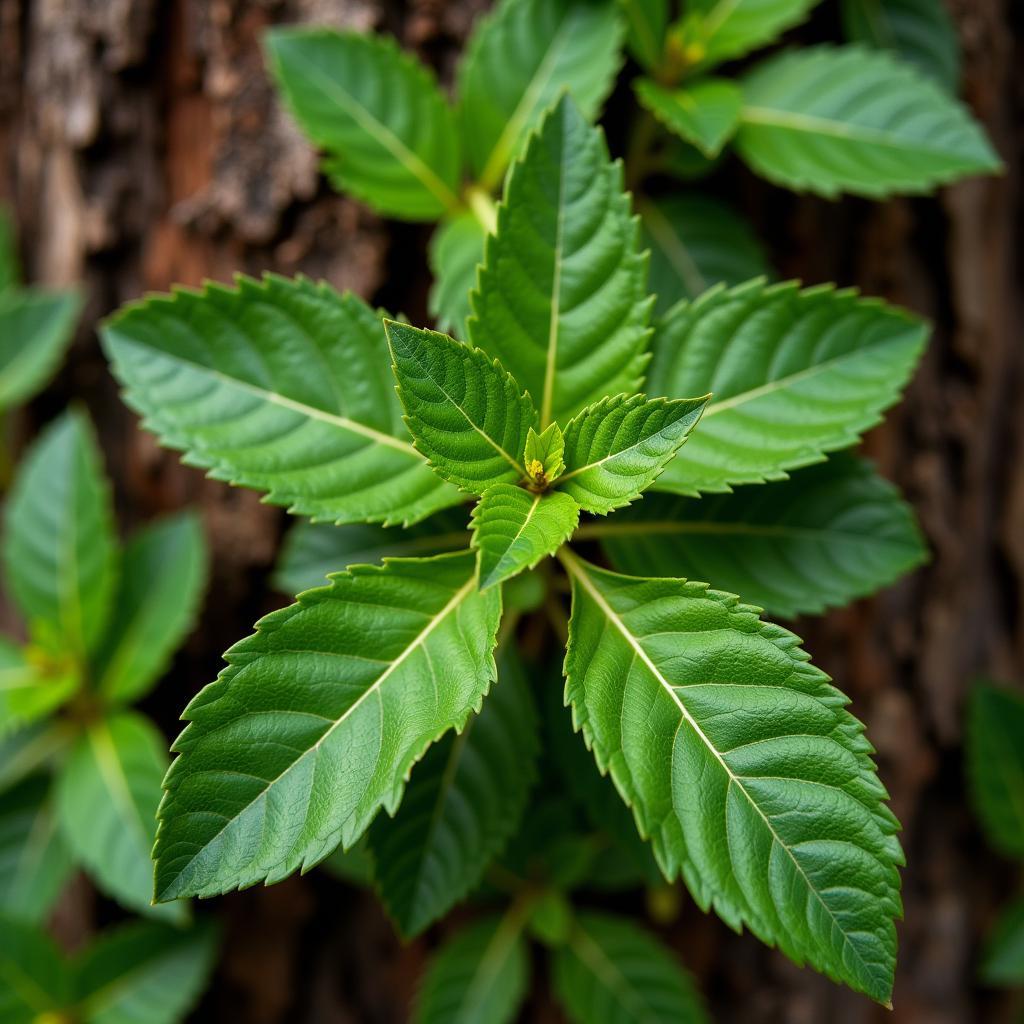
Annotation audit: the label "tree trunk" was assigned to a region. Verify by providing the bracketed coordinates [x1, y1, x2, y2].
[1, 0, 1020, 1020]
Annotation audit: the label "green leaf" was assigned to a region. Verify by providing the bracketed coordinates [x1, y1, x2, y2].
[841, 0, 960, 93]
[457, 0, 623, 191]
[0, 638, 78, 738]
[735, 45, 1000, 198]
[557, 394, 709, 514]
[0, 721, 71, 792]
[412, 913, 530, 1024]
[640, 195, 771, 314]
[0, 776, 73, 924]
[524, 422, 565, 485]
[472, 485, 578, 590]
[0, 208, 19, 291]
[596, 456, 927, 617]
[647, 280, 928, 496]
[620, 0, 668, 69]
[429, 213, 487, 340]
[679, 0, 823, 67]
[321, 837, 376, 887]
[56, 711, 182, 922]
[981, 898, 1024, 987]
[386, 321, 537, 494]
[101, 274, 460, 527]
[469, 95, 652, 428]
[266, 28, 460, 220]
[552, 912, 709, 1024]
[0, 916, 70, 1023]
[73, 919, 219, 1024]
[560, 550, 904, 1004]
[95, 512, 208, 705]
[0, 289, 80, 411]
[154, 551, 501, 901]
[635, 77, 742, 158]
[967, 683, 1024, 859]
[3, 409, 118, 657]
[274, 509, 469, 596]
[368, 649, 538, 935]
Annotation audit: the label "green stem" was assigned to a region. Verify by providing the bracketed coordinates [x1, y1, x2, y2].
[465, 185, 499, 236]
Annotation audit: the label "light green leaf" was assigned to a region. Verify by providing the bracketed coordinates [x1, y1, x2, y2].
[635, 77, 742, 157]
[736, 45, 1000, 198]
[101, 274, 460, 527]
[457, 0, 623, 191]
[967, 683, 1024, 859]
[557, 394, 709, 514]
[412, 913, 530, 1024]
[0, 775, 73, 924]
[596, 456, 927, 617]
[841, 0, 960, 93]
[154, 551, 501, 901]
[0, 916, 70, 1023]
[0, 638, 78, 738]
[0, 721, 72, 792]
[266, 28, 460, 220]
[429, 214, 487, 340]
[982, 898, 1024, 987]
[471, 485, 578, 590]
[73, 919, 219, 1024]
[620, 0, 668, 69]
[552, 912, 709, 1024]
[3, 410, 118, 658]
[368, 649, 538, 935]
[95, 512, 208, 705]
[680, 0, 823, 67]
[0, 289, 80, 411]
[560, 550, 903, 1004]
[0, 209, 18, 291]
[386, 321, 537, 494]
[647, 279, 928, 495]
[524, 422, 565, 485]
[274, 509, 469, 596]
[640, 195, 771, 314]
[469, 95, 652, 428]
[56, 711, 182, 922]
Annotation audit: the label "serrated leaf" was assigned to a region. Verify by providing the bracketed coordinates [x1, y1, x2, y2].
[429, 214, 487, 340]
[841, 0, 960, 93]
[0, 916, 70, 1023]
[967, 683, 1024, 859]
[635, 77, 742, 158]
[73, 919, 219, 1024]
[620, 0, 669, 69]
[647, 279, 928, 496]
[552, 912, 709, 1024]
[471, 485, 578, 590]
[0, 638, 78, 738]
[368, 649, 538, 935]
[3, 410, 118, 658]
[597, 456, 927, 617]
[469, 95, 652, 428]
[557, 394, 709, 514]
[413, 913, 530, 1024]
[94, 512, 208, 705]
[321, 837, 376, 887]
[457, 0, 623, 191]
[274, 509, 470, 596]
[266, 28, 460, 220]
[736, 45, 1000, 198]
[560, 550, 904, 1004]
[679, 0, 823, 68]
[154, 551, 501, 902]
[101, 274, 460, 527]
[524, 422, 565, 484]
[0, 289, 80, 411]
[56, 711, 182, 922]
[386, 321, 537, 494]
[640, 195, 771, 314]
[981, 898, 1024, 986]
[0, 775, 73, 924]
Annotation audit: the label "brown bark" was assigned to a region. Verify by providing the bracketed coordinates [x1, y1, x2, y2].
[1, 0, 1021, 1021]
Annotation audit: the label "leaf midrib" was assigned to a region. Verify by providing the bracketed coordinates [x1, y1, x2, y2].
[540, 120, 570, 429]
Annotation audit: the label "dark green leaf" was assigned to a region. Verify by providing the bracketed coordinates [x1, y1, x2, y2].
[620, 0, 669, 69]
[429, 214, 487, 340]
[981, 898, 1024, 987]
[0, 916, 70, 1023]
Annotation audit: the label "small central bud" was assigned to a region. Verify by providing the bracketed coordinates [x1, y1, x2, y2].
[525, 458, 549, 491]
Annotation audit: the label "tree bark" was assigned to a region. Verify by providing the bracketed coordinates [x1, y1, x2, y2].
[1, 1, 1020, 1020]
